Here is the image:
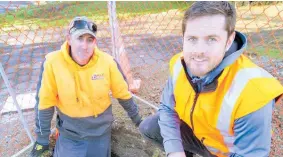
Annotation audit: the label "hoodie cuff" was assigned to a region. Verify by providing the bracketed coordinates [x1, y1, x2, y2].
[36, 135, 49, 145]
[130, 113, 142, 126]
[164, 139, 184, 156]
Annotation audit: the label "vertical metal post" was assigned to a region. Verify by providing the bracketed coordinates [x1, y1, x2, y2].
[0, 62, 34, 143]
[107, 1, 141, 93]
[108, 1, 118, 61]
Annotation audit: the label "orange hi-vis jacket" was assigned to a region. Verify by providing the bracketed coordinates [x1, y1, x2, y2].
[169, 53, 283, 156]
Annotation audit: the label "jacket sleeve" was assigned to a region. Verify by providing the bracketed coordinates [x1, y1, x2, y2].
[158, 76, 184, 155]
[117, 98, 140, 123]
[34, 60, 57, 145]
[109, 59, 132, 100]
[231, 100, 274, 157]
[110, 59, 140, 121]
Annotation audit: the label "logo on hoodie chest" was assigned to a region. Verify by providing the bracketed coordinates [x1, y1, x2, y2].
[91, 73, 104, 80]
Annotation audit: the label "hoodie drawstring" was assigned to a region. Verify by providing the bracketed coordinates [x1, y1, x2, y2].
[74, 72, 83, 106]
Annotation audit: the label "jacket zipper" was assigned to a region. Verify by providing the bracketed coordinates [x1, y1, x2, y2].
[190, 92, 199, 131]
[181, 58, 200, 131]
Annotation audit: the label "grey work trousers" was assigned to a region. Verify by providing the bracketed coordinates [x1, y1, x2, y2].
[139, 113, 216, 157]
[53, 130, 111, 157]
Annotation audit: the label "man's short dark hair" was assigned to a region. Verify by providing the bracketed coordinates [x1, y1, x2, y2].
[182, 1, 236, 37]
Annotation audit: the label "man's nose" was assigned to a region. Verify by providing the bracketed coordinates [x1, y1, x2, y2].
[193, 41, 206, 55]
[81, 40, 88, 49]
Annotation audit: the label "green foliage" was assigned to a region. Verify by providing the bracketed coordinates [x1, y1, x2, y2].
[247, 46, 283, 59]
[0, 1, 191, 29]
[235, 1, 282, 7]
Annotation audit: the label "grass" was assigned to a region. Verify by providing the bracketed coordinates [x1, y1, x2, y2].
[0, 1, 190, 29]
[247, 46, 283, 59]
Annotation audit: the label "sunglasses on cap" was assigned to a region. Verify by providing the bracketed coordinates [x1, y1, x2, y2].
[69, 20, 97, 34]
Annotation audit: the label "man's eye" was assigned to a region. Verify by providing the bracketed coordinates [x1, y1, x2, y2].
[208, 38, 217, 42]
[78, 37, 84, 41]
[188, 38, 196, 42]
[87, 38, 94, 43]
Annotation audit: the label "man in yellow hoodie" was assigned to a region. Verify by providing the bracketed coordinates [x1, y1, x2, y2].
[139, 1, 283, 157]
[30, 16, 142, 157]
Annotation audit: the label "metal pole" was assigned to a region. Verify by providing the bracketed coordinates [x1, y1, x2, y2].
[108, 1, 141, 93]
[108, 1, 118, 60]
[0, 62, 34, 143]
[11, 143, 34, 157]
[132, 94, 158, 110]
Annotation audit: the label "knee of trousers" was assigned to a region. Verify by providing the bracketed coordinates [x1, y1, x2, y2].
[138, 116, 159, 139]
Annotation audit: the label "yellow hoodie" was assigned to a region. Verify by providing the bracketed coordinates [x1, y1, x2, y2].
[38, 41, 132, 118]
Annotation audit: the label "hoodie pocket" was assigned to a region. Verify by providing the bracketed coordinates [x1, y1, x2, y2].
[61, 118, 80, 136]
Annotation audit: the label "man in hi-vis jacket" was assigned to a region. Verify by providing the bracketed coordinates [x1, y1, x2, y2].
[30, 16, 142, 157]
[139, 2, 283, 157]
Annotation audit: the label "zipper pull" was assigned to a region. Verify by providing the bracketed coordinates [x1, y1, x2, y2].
[201, 137, 205, 143]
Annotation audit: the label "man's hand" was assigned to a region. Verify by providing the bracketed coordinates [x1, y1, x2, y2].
[129, 79, 141, 94]
[168, 152, 187, 157]
[30, 141, 49, 157]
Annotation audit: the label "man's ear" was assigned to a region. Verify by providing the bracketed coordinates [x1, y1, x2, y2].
[66, 34, 71, 45]
[226, 31, 236, 51]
